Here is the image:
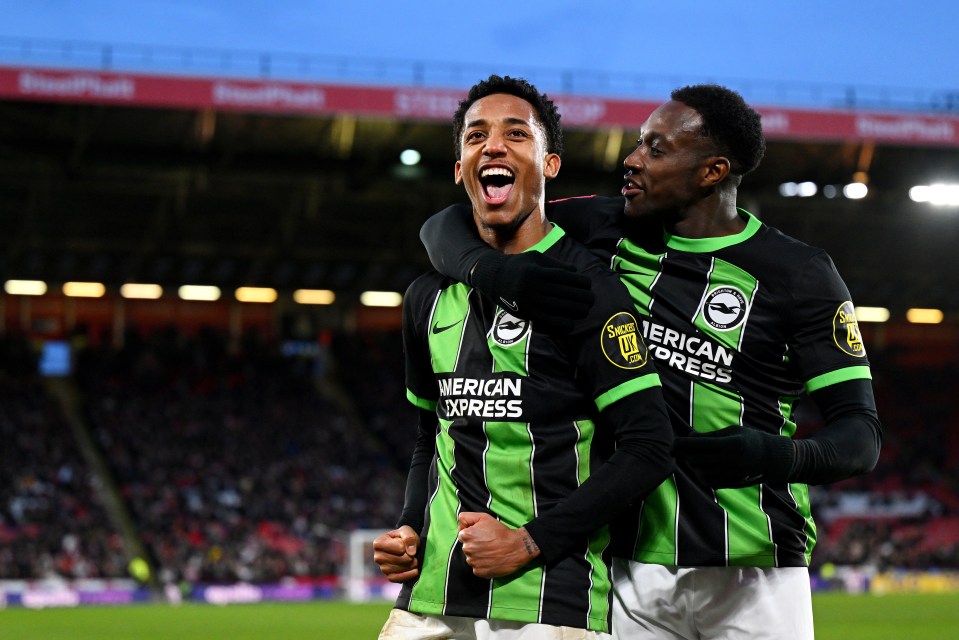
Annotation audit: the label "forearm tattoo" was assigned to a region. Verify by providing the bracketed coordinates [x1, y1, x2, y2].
[520, 528, 540, 557]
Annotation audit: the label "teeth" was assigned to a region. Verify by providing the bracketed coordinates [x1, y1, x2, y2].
[481, 167, 514, 179]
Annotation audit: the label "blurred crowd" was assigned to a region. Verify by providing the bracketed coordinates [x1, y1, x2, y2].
[809, 346, 959, 571]
[1, 327, 411, 585]
[1, 326, 957, 586]
[0, 333, 128, 580]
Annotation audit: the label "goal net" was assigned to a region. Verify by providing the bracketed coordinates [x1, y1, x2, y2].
[343, 529, 403, 602]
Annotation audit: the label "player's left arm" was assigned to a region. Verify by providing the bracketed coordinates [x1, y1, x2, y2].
[792, 378, 881, 484]
[459, 386, 673, 576]
[785, 250, 882, 484]
[520, 380, 674, 565]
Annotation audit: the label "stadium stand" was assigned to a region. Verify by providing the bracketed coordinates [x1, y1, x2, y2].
[810, 348, 959, 571]
[71, 325, 409, 587]
[0, 333, 129, 580]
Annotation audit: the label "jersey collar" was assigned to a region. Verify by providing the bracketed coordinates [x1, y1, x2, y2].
[525, 222, 566, 253]
[663, 209, 761, 253]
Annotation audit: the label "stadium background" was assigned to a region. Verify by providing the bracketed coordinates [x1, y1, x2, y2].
[1, 5, 959, 634]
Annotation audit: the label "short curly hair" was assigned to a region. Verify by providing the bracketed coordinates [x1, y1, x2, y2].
[670, 84, 766, 176]
[452, 75, 563, 159]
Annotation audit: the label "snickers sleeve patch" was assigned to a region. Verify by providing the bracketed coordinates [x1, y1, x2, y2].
[601, 311, 649, 370]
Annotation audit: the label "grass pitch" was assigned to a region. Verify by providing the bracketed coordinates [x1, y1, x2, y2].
[813, 592, 959, 640]
[1, 593, 957, 639]
[0, 602, 392, 640]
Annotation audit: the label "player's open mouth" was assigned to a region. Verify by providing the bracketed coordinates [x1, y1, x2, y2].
[480, 166, 515, 205]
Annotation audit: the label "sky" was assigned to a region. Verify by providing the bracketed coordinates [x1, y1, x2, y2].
[2, 0, 958, 108]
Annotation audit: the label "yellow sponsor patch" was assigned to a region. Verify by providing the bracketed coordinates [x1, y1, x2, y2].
[601, 311, 649, 369]
[833, 301, 866, 357]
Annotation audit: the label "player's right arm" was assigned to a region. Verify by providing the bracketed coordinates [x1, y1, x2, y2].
[372, 406, 435, 582]
[373, 277, 440, 583]
[373, 527, 420, 583]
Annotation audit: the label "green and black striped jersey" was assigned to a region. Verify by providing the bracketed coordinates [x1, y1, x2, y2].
[397, 224, 665, 631]
[549, 196, 872, 568]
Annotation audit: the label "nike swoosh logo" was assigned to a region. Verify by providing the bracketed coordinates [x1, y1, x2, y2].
[431, 319, 463, 335]
[499, 297, 520, 314]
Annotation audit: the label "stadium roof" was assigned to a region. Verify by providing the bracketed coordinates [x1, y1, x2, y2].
[1, 66, 958, 318]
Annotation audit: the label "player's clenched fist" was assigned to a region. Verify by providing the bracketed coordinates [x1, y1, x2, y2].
[372, 525, 421, 583]
[457, 512, 540, 579]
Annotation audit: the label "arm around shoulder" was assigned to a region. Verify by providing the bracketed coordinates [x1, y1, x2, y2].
[419, 204, 595, 332]
[419, 202, 488, 283]
[524, 385, 674, 564]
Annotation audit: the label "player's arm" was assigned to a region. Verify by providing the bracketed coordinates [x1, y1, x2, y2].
[522, 384, 674, 563]
[373, 279, 438, 582]
[792, 377, 881, 484]
[791, 251, 882, 483]
[458, 386, 673, 577]
[397, 408, 438, 532]
[418, 202, 594, 333]
[418, 202, 486, 285]
[373, 407, 436, 582]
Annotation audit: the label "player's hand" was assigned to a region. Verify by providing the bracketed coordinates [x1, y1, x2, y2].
[469, 251, 594, 334]
[457, 512, 540, 579]
[672, 426, 796, 488]
[372, 525, 420, 583]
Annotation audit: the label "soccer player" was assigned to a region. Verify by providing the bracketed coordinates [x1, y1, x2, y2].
[418, 84, 882, 639]
[373, 75, 674, 639]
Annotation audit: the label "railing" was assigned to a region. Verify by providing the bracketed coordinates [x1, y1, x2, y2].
[1, 36, 957, 114]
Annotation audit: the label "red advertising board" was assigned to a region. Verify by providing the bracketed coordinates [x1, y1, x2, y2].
[2, 66, 957, 146]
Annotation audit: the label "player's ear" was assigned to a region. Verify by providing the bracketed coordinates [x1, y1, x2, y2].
[454, 160, 463, 185]
[543, 153, 561, 181]
[700, 155, 730, 187]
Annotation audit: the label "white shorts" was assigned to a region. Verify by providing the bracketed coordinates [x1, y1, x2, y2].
[610, 559, 814, 640]
[378, 608, 611, 640]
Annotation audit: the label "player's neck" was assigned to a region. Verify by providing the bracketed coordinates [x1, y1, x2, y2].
[479, 207, 550, 254]
[665, 193, 744, 239]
